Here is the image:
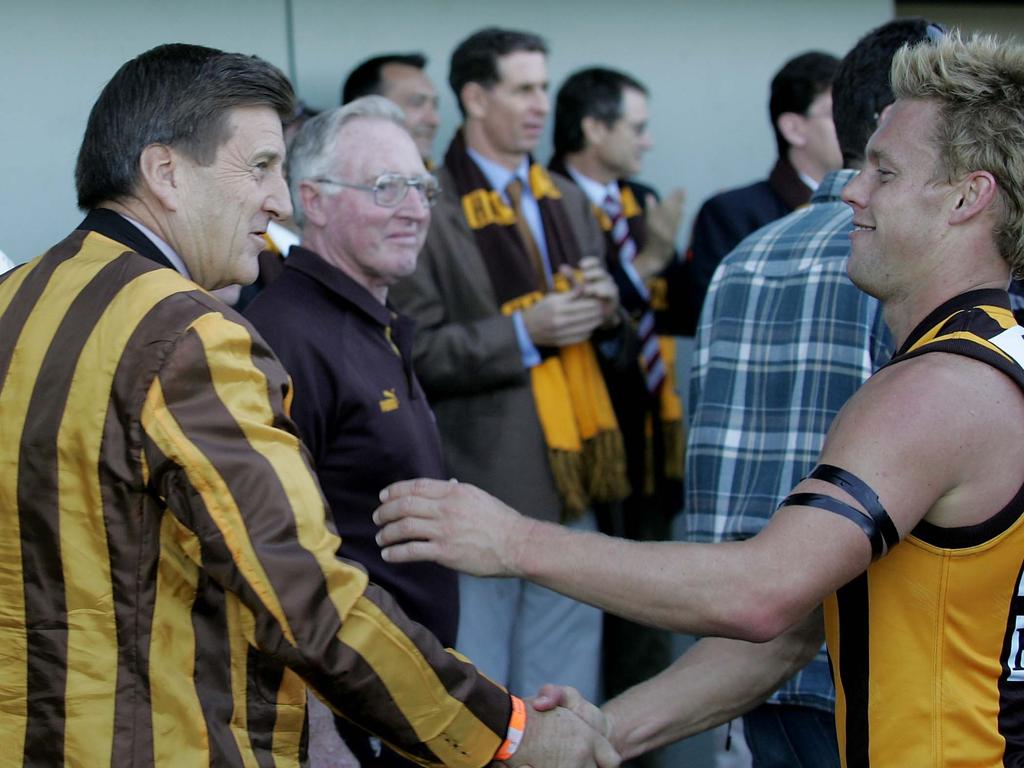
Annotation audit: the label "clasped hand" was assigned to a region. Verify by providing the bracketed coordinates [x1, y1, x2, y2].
[503, 693, 619, 768]
[521, 257, 620, 347]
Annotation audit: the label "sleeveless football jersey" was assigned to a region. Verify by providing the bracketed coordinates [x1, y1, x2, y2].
[824, 289, 1024, 767]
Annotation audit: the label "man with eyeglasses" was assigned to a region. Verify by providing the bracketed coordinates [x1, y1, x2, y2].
[389, 27, 628, 708]
[245, 96, 453, 767]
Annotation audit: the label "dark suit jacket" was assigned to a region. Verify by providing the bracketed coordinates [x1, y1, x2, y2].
[389, 164, 607, 523]
[685, 156, 811, 332]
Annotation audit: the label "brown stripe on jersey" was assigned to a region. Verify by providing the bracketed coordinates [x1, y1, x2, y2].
[836, 574, 870, 767]
[0, 232, 85, 392]
[234, 307, 297, 433]
[941, 304, 1007, 338]
[998, 558, 1024, 763]
[245, 645, 286, 768]
[100, 294, 211, 764]
[191, 571, 248, 765]
[301, 626, 440, 766]
[18, 251, 162, 763]
[360, 582, 510, 739]
[143, 423, 292, 764]
[152, 325, 344, 648]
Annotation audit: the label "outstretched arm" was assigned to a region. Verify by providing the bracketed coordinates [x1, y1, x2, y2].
[377, 478, 859, 640]
[602, 610, 823, 760]
[530, 610, 822, 760]
[376, 355, 981, 641]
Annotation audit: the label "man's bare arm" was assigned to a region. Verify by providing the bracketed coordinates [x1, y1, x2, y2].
[603, 610, 823, 760]
[376, 354, 983, 640]
[531, 611, 822, 760]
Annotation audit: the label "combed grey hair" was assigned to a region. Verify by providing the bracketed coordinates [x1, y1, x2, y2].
[287, 95, 408, 226]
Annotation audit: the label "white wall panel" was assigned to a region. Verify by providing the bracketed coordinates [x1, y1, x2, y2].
[0, 0, 891, 265]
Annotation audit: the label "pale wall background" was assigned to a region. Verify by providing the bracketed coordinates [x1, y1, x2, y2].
[3, 2, 1024, 765]
[1, 0, 895, 264]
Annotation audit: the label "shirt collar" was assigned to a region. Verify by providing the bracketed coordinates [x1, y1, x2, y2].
[797, 171, 820, 192]
[467, 147, 531, 195]
[119, 214, 191, 279]
[564, 165, 618, 207]
[286, 245, 394, 328]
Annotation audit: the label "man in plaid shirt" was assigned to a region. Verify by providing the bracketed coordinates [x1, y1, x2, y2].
[682, 19, 938, 767]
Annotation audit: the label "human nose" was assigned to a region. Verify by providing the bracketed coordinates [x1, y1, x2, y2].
[399, 184, 430, 220]
[266, 168, 293, 221]
[425, 102, 440, 128]
[534, 89, 550, 116]
[841, 170, 866, 211]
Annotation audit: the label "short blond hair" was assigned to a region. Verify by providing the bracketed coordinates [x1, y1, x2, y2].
[892, 32, 1024, 275]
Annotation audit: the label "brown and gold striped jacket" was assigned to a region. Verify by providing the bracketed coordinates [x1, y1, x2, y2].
[0, 209, 510, 767]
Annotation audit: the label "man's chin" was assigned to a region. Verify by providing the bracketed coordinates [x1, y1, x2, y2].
[231, 247, 264, 287]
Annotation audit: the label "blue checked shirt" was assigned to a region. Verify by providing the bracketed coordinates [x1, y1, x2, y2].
[684, 170, 892, 712]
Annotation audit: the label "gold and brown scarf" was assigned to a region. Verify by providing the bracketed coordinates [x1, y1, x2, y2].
[446, 131, 629, 518]
[548, 159, 685, 491]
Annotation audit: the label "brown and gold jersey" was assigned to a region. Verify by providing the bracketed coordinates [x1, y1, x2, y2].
[824, 289, 1024, 767]
[0, 212, 510, 767]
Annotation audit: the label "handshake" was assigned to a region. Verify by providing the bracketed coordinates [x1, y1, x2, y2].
[502, 684, 620, 768]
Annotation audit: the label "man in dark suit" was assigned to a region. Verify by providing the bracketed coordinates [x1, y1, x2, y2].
[390, 27, 628, 706]
[548, 67, 684, 766]
[685, 51, 842, 327]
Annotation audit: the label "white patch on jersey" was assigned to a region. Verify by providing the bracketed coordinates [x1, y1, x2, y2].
[1009, 616, 1024, 682]
[1008, 568, 1024, 682]
[990, 326, 1024, 369]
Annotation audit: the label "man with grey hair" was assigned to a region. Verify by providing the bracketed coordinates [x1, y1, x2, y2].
[245, 96, 456, 768]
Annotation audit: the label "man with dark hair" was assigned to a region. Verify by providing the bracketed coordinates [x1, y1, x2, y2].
[548, 67, 685, 757]
[685, 50, 842, 325]
[376, 19, 972, 768]
[389, 27, 628, 707]
[0, 43, 616, 768]
[342, 52, 440, 164]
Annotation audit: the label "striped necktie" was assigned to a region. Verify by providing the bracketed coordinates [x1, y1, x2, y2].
[604, 194, 665, 393]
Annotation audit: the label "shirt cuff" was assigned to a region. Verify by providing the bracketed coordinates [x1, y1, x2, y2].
[513, 311, 541, 368]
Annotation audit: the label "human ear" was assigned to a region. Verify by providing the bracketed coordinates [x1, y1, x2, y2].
[776, 112, 807, 149]
[299, 180, 328, 228]
[138, 144, 179, 211]
[462, 82, 488, 120]
[949, 171, 998, 225]
[581, 115, 608, 148]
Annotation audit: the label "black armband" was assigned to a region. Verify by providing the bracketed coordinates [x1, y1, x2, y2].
[778, 464, 899, 561]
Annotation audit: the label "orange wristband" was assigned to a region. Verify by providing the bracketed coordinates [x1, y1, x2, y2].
[495, 695, 526, 761]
